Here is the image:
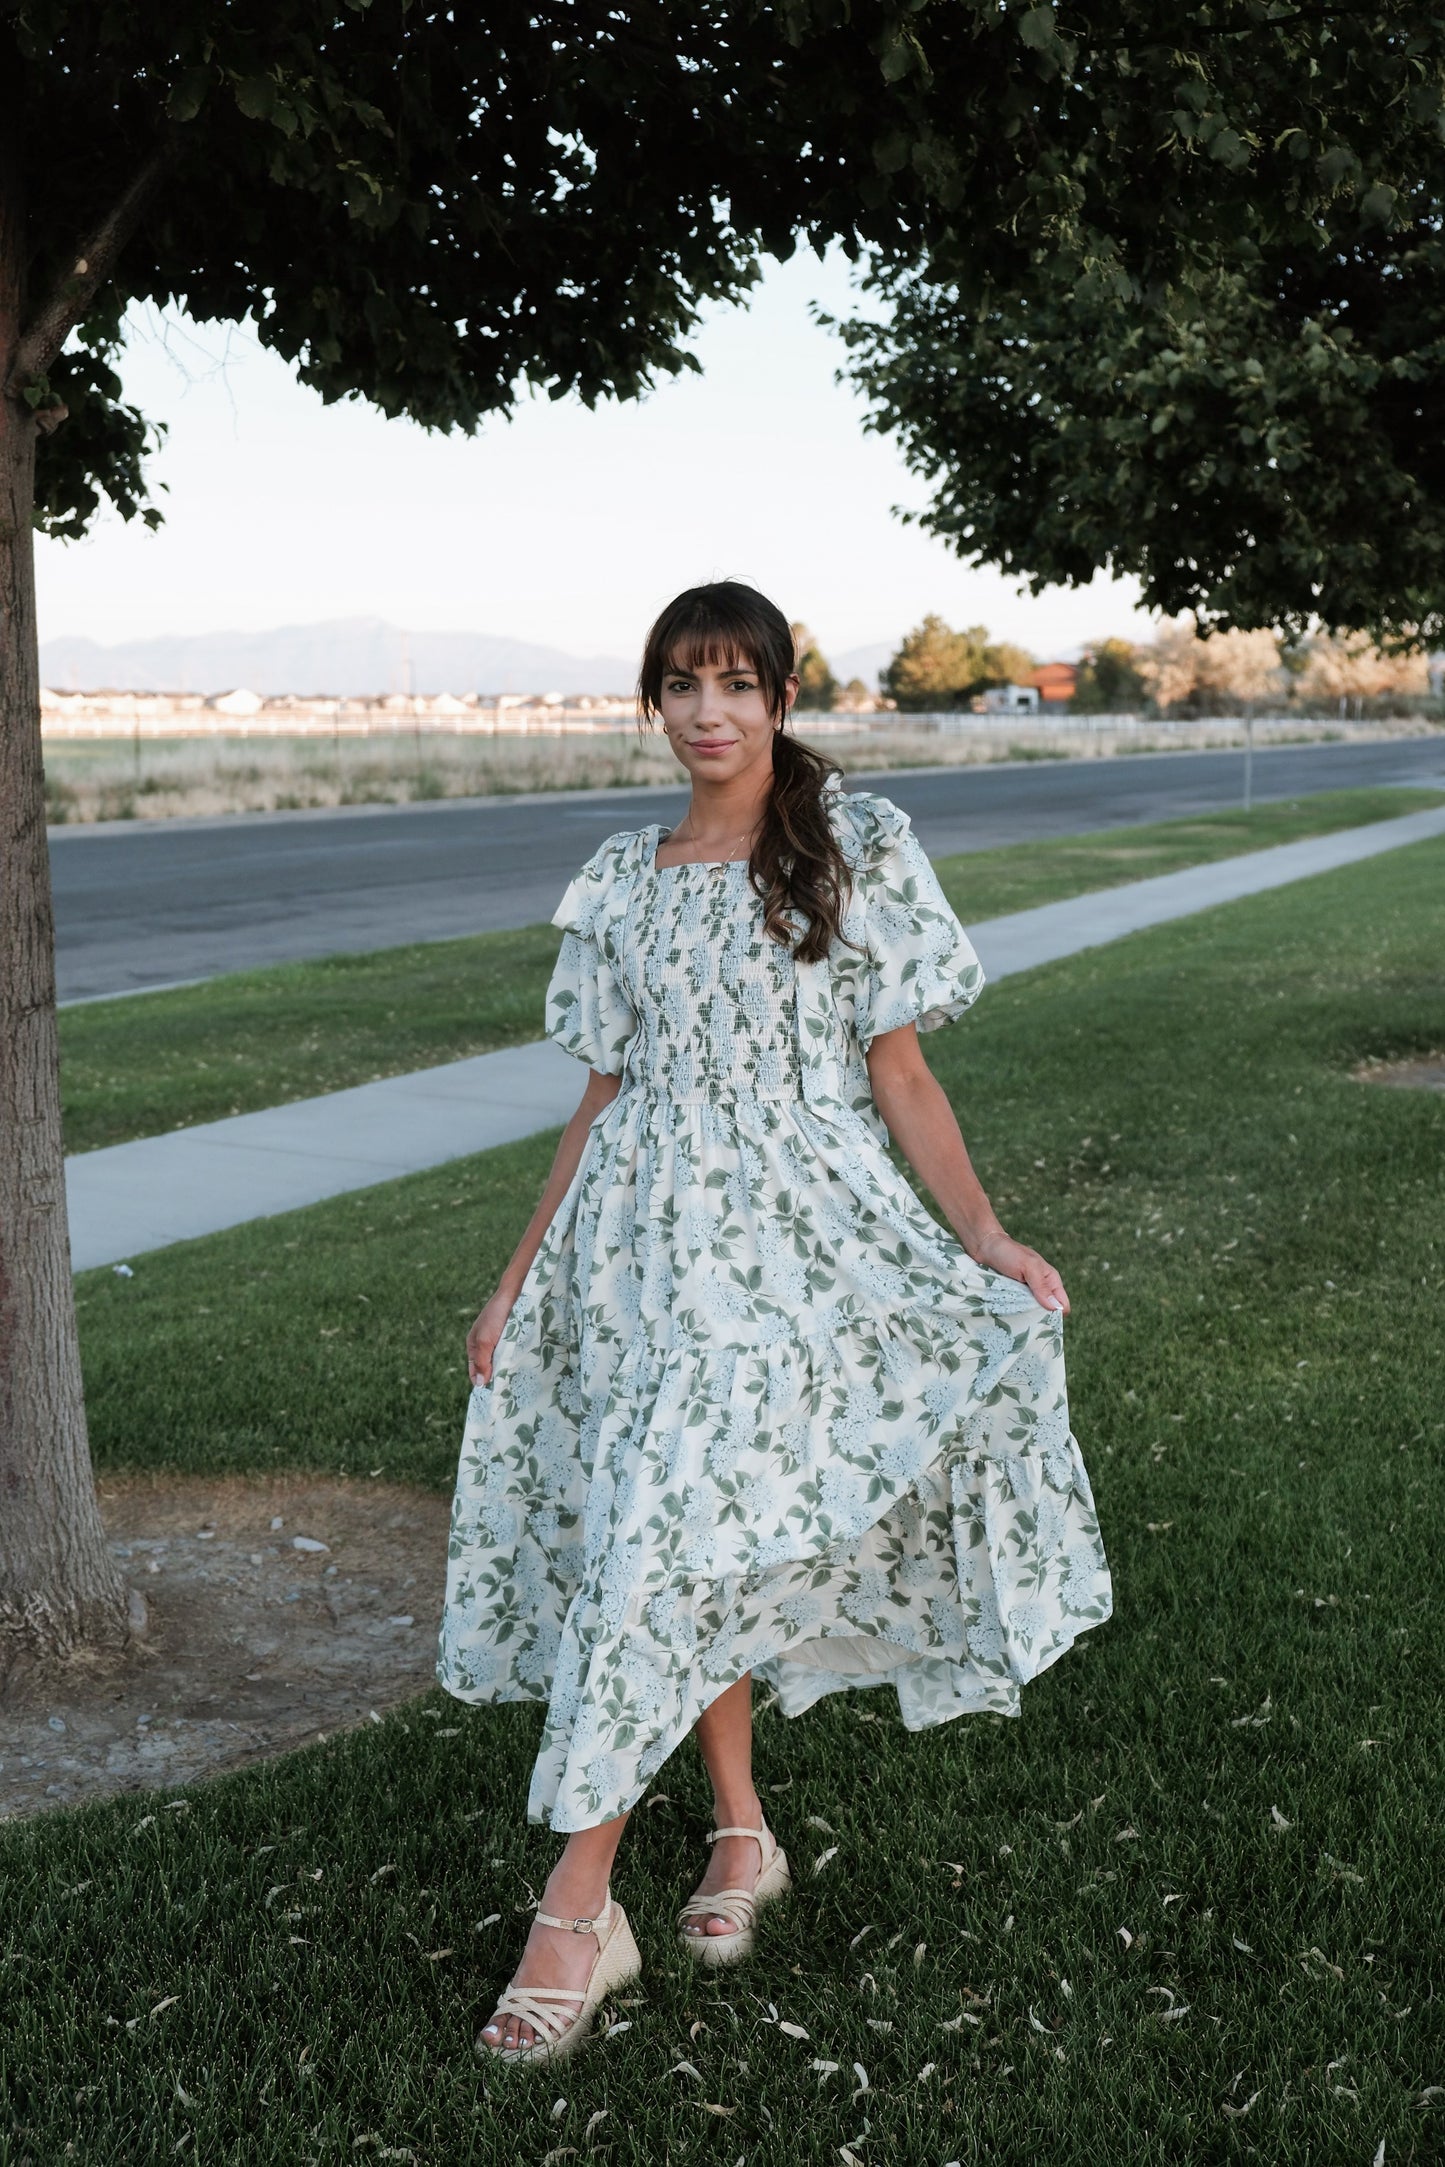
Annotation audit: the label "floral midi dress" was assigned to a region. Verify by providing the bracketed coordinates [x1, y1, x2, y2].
[436, 781, 1112, 1831]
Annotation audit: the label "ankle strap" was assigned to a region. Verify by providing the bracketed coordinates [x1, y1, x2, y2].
[534, 1890, 612, 1935]
[707, 1823, 769, 1849]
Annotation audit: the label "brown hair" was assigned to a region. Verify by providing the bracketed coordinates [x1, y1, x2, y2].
[636, 581, 860, 965]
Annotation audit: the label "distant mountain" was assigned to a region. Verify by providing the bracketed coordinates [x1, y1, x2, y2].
[38, 617, 639, 697]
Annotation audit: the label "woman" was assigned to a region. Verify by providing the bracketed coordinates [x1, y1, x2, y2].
[436, 581, 1113, 2063]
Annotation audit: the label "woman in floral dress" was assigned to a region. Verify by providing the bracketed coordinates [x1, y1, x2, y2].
[438, 582, 1112, 2060]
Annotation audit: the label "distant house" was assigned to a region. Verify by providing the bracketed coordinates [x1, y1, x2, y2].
[208, 687, 265, 716]
[1030, 662, 1077, 708]
[973, 683, 1040, 715]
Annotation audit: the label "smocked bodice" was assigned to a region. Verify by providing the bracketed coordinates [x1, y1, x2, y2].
[618, 860, 803, 1101]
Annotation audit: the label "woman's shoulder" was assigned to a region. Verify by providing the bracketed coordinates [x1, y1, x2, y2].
[549, 823, 653, 935]
[824, 780, 914, 872]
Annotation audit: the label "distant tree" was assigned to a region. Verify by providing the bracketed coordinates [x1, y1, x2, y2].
[1135, 621, 1285, 714]
[1294, 633, 1430, 704]
[978, 640, 1035, 692]
[837, 676, 877, 713]
[882, 616, 991, 710]
[790, 623, 838, 711]
[1072, 638, 1147, 713]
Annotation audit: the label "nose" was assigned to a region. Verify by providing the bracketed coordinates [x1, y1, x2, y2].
[694, 682, 730, 731]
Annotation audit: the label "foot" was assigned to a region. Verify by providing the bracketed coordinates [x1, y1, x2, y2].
[478, 1867, 610, 2054]
[680, 1794, 766, 1941]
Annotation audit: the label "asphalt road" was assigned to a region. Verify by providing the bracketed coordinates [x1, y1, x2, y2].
[51, 736, 1445, 1002]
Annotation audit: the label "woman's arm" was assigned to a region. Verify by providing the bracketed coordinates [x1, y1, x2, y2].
[466, 1068, 622, 1382]
[865, 1022, 1069, 1314]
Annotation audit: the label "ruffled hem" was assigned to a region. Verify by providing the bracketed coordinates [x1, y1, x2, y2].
[437, 1395, 1112, 1829]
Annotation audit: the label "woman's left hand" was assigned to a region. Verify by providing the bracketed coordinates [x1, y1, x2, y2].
[968, 1229, 1070, 1315]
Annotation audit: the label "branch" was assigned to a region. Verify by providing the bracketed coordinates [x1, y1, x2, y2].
[6, 134, 180, 397]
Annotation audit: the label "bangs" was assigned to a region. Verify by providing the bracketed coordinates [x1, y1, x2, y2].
[663, 632, 761, 678]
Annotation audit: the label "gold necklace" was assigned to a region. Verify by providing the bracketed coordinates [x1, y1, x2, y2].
[667, 810, 758, 868]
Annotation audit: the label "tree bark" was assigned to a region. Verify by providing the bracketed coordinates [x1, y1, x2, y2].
[0, 67, 132, 1675]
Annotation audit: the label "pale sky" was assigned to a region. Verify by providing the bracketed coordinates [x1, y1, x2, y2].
[35, 244, 1155, 668]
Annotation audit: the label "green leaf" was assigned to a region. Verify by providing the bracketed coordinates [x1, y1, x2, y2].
[166, 67, 212, 124]
[1018, 6, 1058, 53]
[233, 75, 277, 123]
[1358, 182, 1396, 228]
[880, 30, 920, 84]
[1316, 145, 1359, 188]
[1207, 128, 1248, 170]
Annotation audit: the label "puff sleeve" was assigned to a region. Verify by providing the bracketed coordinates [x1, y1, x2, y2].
[850, 803, 986, 1053]
[543, 834, 639, 1076]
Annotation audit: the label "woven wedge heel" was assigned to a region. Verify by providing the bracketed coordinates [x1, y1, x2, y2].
[676, 1820, 792, 1969]
[476, 1890, 641, 2066]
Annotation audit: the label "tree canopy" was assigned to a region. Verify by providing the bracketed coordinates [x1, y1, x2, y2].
[825, 5, 1445, 642]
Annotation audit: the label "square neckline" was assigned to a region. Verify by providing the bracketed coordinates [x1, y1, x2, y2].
[647, 821, 750, 875]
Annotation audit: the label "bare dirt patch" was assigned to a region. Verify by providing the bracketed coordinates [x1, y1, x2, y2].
[0, 1472, 450, 1825]
[1352, 1051, 1445, 1092]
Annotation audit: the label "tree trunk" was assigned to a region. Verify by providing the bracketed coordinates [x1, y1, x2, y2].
[0, 83, 133, 1674]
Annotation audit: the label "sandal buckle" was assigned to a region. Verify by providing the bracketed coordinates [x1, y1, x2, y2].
[570, 1916, 595, 1933]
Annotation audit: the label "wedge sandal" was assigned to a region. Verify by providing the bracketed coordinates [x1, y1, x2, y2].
[476, 1889, 641, 2065]
[676, 1820, 792, 1969]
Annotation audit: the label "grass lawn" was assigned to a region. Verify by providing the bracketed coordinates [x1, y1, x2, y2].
[58, 784, 1444, 1156]
[5, 839, 1441, 2164]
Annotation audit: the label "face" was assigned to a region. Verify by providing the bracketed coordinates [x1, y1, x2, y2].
[658, 651, 799, 781]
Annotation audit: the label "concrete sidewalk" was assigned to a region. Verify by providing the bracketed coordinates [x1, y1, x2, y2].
[65, 804, 1445, 1270]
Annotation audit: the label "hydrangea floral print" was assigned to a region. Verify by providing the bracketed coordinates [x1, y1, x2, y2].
[436, 781, 1112, 1830]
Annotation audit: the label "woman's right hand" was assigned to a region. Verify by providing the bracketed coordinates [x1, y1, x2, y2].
[467, 1286, 518, 1386]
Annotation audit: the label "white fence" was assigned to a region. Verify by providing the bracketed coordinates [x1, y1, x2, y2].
[39, 702, 1417, 742]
